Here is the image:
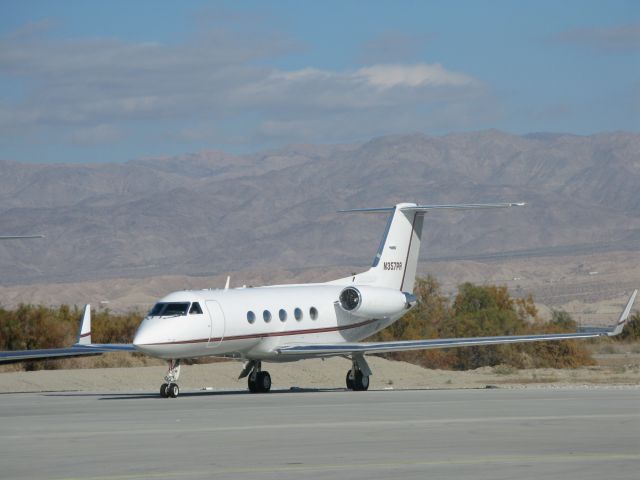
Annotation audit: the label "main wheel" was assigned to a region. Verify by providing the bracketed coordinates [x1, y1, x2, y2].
[257, 371, 271, 393]
[345, 371, 354, 390]
[160, 383, 169, 398]
[168, 383, 180, 398]
[353, 371, 369, 391]
[248, 374, 258, 393]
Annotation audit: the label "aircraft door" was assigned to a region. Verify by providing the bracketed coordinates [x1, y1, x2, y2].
[205, 300, 226, 348]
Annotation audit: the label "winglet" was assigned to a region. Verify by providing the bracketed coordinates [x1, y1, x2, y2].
[609, 290, 638, 336]
[75, 304, 92, 345]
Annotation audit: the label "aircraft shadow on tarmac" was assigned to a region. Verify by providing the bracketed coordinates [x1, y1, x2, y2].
[41, 387, 347, 400]
[38, 385, 496, 400]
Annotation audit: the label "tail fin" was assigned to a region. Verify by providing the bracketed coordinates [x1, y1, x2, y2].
[364, 203, 424, 292]
[75, 304, 92, 345]
[333, 202, 525, 293]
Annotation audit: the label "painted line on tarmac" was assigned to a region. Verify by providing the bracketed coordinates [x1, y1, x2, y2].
[4, 413, 640, 439]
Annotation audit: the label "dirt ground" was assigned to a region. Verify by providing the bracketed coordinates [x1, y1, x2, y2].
[2, 346, 639, 394]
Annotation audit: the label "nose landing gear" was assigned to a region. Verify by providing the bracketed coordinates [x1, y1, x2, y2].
[160, 359, 181, 398]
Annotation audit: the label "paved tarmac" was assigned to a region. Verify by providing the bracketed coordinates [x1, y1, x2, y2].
[0, 387, 639, 480]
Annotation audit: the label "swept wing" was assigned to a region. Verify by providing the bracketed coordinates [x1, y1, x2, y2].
[0, 304, 135, 363]
[277, 290, 637, 357]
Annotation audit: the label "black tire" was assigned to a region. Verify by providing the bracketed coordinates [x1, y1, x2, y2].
[168, 383, 179, 398]
[353, 371, 369, 391]
[257, 371, 271, 393]
[248, 375, 258, 393]
[160, 383, 169, 398]
[345, 371, 354, 390]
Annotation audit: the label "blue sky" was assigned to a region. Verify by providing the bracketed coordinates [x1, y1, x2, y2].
[1, 0, 639, 163]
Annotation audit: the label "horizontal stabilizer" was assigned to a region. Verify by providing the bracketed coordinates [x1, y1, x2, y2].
[339, 202, 526, 214]
[0, 235, 45, 240]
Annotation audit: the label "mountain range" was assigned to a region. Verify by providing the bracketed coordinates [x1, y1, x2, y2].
[1, 130, 639, 287]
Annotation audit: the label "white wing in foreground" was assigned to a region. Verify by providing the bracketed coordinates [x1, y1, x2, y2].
[277, 290, 637, 357]
[0, 344, 135, 363]
[0, 304, 135, 363]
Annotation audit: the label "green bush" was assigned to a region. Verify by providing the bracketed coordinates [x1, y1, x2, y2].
[617, 312, 640, 342]
[0, 305, 143, 371]
[91, 309, 143, 344]
[369, 277, 594, 370]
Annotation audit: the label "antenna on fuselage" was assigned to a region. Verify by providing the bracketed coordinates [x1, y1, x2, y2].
[224, 275, 230, 290]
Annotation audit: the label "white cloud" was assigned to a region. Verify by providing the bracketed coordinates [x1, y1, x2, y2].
[265, 63, 476, 90]
[237, 63, 483, 112]
[357, 64, 476, 89]
[0, 22, 494, 151]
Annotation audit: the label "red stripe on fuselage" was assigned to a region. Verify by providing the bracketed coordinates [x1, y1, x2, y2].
[139, 318, 379, 346]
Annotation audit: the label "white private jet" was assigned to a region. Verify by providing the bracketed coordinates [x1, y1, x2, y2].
[0, 203, 636, 398]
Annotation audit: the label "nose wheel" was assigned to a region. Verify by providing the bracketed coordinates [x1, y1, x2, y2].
[160, 360, 181, 398]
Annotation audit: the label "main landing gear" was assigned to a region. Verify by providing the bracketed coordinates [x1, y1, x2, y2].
[345, 354, 371, 391]
[160, 359, 181, 398]
[239, 360, 272, 393]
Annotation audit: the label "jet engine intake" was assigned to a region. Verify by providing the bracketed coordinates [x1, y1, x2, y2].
[338, 286, 410, 318]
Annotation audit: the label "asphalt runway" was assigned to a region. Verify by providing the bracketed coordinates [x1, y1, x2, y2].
[1, 387, 639, 480]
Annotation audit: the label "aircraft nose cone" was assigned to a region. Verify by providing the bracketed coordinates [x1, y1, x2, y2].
[132, 321, 154, 351]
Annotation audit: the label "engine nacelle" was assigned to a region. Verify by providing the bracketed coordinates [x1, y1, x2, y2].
[338, 286, 412, 318]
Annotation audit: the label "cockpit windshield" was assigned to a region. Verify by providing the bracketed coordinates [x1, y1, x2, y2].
[148, 302, 190, 317]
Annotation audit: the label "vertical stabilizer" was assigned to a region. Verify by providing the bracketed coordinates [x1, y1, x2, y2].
[363, 203, 424, 292]
[332, 202, 525, 293]
[329, 203, 425, 292]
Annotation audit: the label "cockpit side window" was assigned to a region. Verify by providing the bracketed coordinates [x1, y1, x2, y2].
[149, 303, 166, 316]
[189, 302, 203, 315]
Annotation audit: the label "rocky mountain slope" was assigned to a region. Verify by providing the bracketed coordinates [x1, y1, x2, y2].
[1, 130, 639, 286]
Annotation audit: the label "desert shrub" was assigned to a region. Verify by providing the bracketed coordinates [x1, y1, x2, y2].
[370, 276, 456, 369]
[493, 364, 516, 375]
[92, 309, 143, 343]
[369, 277, 594, 370]
[0, 305, 145, 371]
[616, 312, 640, 342]
[0, 304, 81, 370]
[550, 310, 575, 330]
